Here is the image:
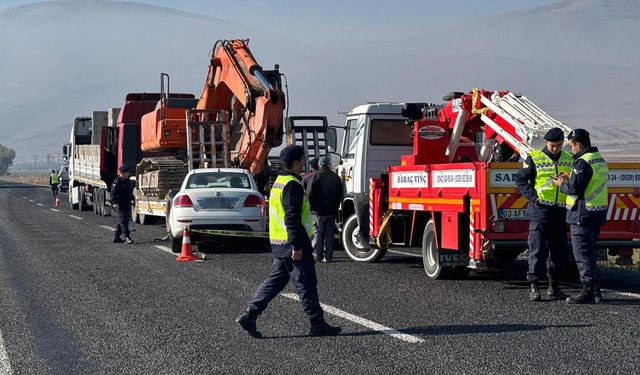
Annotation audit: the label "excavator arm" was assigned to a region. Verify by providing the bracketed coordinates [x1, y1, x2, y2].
[197, 39, 285, 175]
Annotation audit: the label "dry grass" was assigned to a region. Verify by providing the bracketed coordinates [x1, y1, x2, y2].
[0, 173, 50, 186]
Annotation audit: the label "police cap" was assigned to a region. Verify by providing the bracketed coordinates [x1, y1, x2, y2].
[567, 128, 590, 144]
[279, 145, 305, 164]
[544, 127, 565, 142]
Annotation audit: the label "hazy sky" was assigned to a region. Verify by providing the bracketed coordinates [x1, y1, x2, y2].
[0, 0, 558, 42]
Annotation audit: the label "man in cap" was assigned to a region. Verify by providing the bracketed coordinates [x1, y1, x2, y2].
[236, 145, 341, 338]
[110, 164, 135, 244]
[554, 129, 608, 304]
[308, 156, 343, 262]
[515, 127, 573, 301]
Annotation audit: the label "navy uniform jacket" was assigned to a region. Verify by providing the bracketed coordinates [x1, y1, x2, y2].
[514, 147, 566, 223]
[560, 147, 607, 227]
[110, 177, 134, 209]
[272, 171, 314, 259]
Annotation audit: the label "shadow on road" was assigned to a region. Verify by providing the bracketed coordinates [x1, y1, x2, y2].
[261, 323, 592, 340]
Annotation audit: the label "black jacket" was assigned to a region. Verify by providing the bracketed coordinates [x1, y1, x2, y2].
[560, 147, 607, 227]
[271, 171, 313, 259]
[110, 177, 134, 209]
[514, 148, 566, 223]
[308, 168, 344, 216]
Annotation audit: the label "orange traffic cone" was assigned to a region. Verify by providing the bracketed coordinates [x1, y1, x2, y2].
[176, 227, 199, 262]
[55, 194, 60, 207]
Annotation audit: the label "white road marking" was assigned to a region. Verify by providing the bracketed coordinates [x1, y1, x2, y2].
[68, 215, 83, 220]
[603, 289, 640, 300]
[28, 199, 34, 202]
[50, 208, 60, 212]
[387, 249, 422, 258]
[22, 196, 26, 199]
[282, 293, 424, 343]
[0, 327, 13, 375]
[37, 203, 44, 207]
[100, 225, 116, 232]
[154, 245, 177, 256]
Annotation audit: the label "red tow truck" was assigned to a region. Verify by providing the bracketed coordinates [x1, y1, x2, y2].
[350, 89, 640, 278]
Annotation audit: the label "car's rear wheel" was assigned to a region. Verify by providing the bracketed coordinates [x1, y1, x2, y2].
[170, 233, 182, 253]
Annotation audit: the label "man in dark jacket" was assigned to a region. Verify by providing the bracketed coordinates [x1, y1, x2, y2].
[308, 156, 343, 262]
[111, 164, 135, 244]
[554, 129, 608, 304]
[236, 145, 341, 338]
[514, 128, 573, 302]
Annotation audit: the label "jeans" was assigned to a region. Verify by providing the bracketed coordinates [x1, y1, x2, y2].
[312, 215, 335, 261]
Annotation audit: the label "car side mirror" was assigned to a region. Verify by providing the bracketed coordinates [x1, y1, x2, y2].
[326, 127, 337, 153]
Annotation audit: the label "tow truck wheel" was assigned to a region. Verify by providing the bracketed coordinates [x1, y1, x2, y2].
[422, 220, 444, 279]
[342, 214, 385, 262]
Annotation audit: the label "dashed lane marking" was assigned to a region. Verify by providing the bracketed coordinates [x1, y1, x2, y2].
[387, 249, 422, 258]
[0, 327, 13, 375]
[68, 215, 83, 220]
[154, 245, 177, 256]
[100, 225, 116, 232]
[22, 196, 26, 199]
[282, 293, 425, 343]
[603, 289, 640, 300]
[37, 203, 44, 207]
[28, 199, 34, 202]
[50, 208, 60, 212]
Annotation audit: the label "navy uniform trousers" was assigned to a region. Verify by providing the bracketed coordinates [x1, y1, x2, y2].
[115, 206, 131, 237]
[249, 255, 323, 321]
[570, 224, 600, 284]
[527, 219, 568, 283]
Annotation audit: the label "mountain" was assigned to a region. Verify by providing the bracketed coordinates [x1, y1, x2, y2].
[1, 0, 639, 167]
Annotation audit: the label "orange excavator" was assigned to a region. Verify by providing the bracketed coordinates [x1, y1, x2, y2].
[134, 39, 286, 221]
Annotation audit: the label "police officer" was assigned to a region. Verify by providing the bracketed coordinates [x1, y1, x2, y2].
[49, 169, 60, 199]
[111, 165, 135, 244]
[515, 128, 573, 302]
[236, 145, 341, 338]
[554, 129, 607, 304]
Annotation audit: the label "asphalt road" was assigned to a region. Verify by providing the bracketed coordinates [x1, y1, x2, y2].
[1, 181, 639, 375]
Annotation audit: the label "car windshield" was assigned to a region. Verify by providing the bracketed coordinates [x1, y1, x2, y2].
[185, 172, 252, 189]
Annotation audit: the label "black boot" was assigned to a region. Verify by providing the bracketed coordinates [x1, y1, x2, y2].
[529, 283, 542, 302]
[593, 280, 603, 304]
[112, 235, 124, 243]
[546, 281, 567, 300]
[309, 320, 342, 337]
[125, 236, 134, 244]
[236, 308, 262, 338]
[566, 283, 595, 304]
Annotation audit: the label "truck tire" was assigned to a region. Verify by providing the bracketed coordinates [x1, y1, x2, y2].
[93, 193, 99, 215]
[422, 220, 469, 280]
[79, 189, 88, 211]
[342, 214, 386, 262]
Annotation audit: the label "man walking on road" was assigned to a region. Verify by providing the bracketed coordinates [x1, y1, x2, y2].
[515, 128, 573, 302]
[308, 156, 343, 263]
[110, 165, 135, 244]
[236, 145, 341, 338]
[554, 129, 608, 304]
[49, 169, 60, 200]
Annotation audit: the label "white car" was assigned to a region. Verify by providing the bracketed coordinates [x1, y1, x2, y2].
[167, 168, 267, 252]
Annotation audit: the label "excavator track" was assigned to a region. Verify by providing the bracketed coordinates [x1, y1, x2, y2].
[136, 157, 187, 198]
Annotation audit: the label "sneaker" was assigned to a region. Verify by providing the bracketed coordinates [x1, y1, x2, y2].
[309, 321, 341, 337]
[125, 237, 134, 244]
[112, 236, 124, 243]
[322, 258, 328, 263]
[529, 283, 542, 302]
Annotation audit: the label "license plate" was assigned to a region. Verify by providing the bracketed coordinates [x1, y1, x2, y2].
[197, 197, 238, 209]
[498, 208, 527, 220]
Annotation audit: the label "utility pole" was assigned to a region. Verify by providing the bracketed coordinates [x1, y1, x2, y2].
[33, 155, 38, 173]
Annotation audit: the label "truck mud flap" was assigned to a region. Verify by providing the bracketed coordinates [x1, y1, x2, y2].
[439, 252, 470, 267]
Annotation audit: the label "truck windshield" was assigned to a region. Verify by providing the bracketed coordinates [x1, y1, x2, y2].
[370, 119, 411, 146]
[186, 172, 252, 189]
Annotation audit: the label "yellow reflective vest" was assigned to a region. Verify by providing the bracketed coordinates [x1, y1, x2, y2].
[529, 149, 573, 206]
[566, 151, 608, 211]
[269, 175, 313, 245]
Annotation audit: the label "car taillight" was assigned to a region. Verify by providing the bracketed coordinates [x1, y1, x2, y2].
[174, 194, 193, 208]
[243, 194, 264, 208]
